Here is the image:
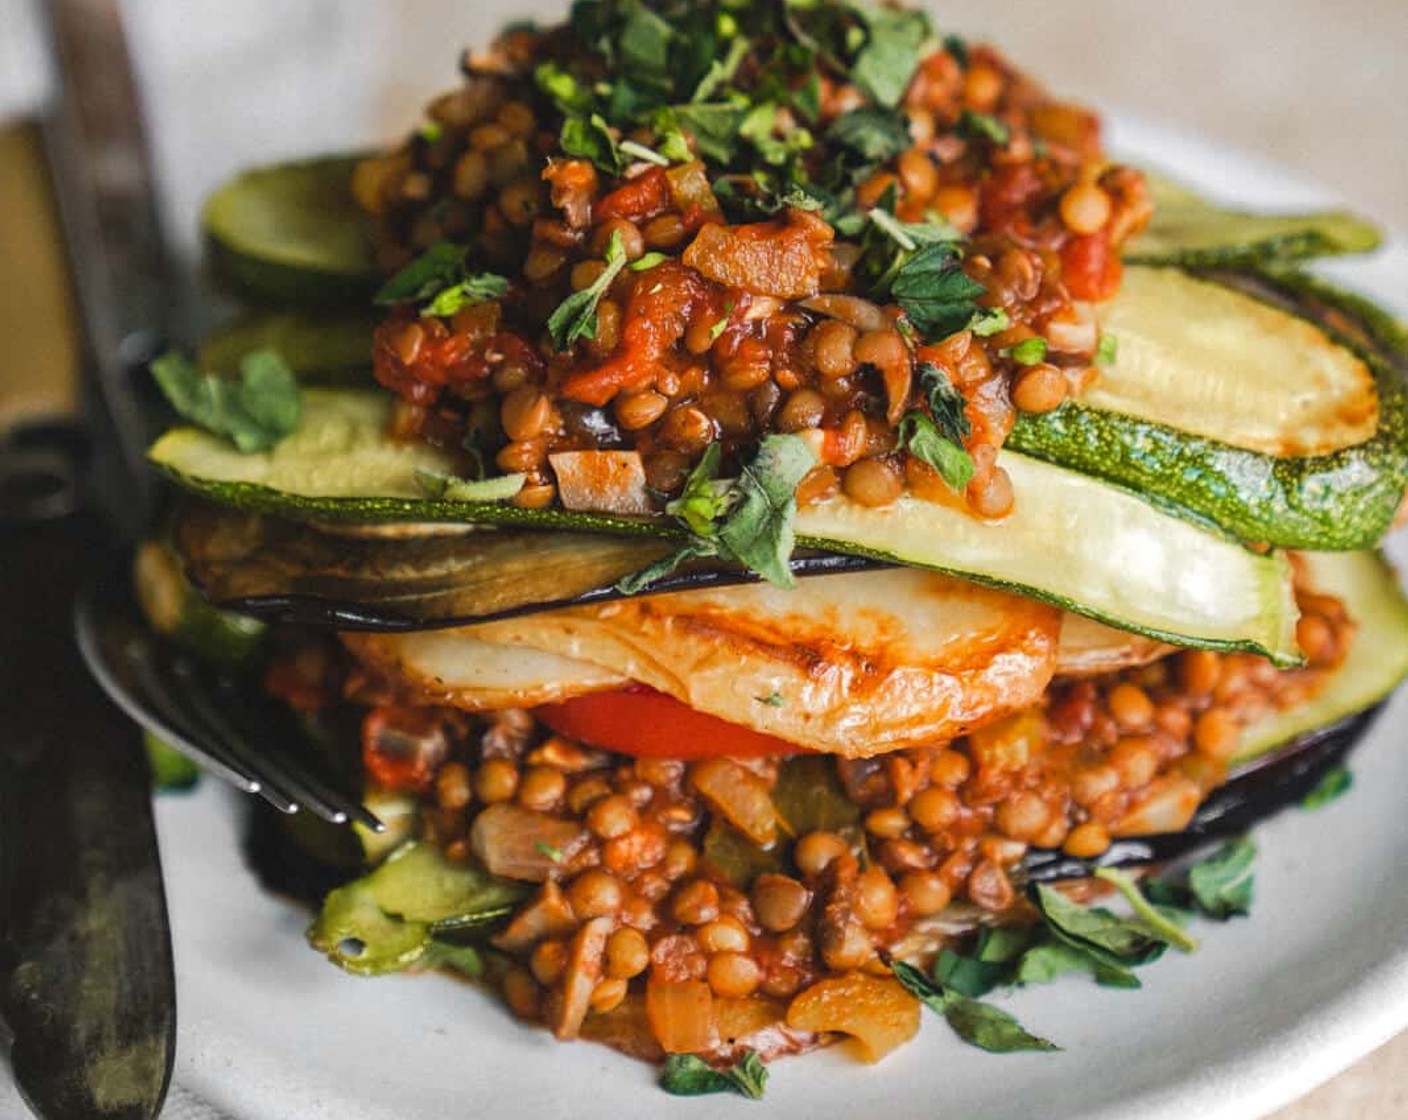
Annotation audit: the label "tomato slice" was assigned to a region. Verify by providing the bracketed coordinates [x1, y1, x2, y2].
[535, 687, 806, 760]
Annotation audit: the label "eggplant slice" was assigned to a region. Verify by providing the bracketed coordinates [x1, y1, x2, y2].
[173, 499, 884, 631]
[1023, 704, 1382, 882]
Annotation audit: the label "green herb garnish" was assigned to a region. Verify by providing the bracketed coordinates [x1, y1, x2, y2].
[1009, 337, 1049, 366]
[890, 244, 988, 341]
[1096, 332, 1120, 365]
[620, 434, 816, 591]
[660, 1051, 768, 1099]
[152, 348, 302, 453]
[414, 470, 527, 503]
[1302, 766, 1354, 810]
[958, 109, 1012, 146]
[547, 229, 629, 350]
[847, 2, 933, 108]
[561, 112, 624, 173]
[890, 959, 1060, 1054]
[1094, 868, 1200, 953]
[1028, 882, 1170, 971]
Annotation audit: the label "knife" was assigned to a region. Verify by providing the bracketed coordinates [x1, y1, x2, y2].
[0, 0, 178, 1114]
[0, 438, 175, 1120]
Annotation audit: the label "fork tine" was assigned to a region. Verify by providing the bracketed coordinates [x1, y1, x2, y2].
[74, 582, 275, 800]
[77, 564, 384, 829]
[171, 654, 379, 830]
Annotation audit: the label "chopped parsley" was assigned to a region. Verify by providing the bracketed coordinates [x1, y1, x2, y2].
[1009, 337, 1049, 366]
[152, 348, 302, 454]
[561, 112, 624, 173]
[1096, 332, 1120, 365]
[846, 2, 933, 108]
[414, 470, 527, 503]
[374, 242, 507, 318]
[958, 109, 1012, 146]
[755, 691, 787, 707]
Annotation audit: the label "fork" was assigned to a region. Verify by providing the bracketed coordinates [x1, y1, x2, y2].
[75, 558, 383, 831]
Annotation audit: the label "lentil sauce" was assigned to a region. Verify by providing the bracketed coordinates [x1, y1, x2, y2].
[354, 2, 1152, 521]
[267, 577, 1354, 1062]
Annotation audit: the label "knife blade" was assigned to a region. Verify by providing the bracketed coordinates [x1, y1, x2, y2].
[0, 438, 175, 1120]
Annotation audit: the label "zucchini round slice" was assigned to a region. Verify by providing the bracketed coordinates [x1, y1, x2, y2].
[150, 388, 1300, 661]
[1129, 170, 1382, 268]
[203, 155, 378, 308]
[198, 310, 379, 385]
[1007, 266, 1408, 550]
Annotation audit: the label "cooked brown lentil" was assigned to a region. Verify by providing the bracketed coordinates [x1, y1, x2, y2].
[358, 7, 1152, 522]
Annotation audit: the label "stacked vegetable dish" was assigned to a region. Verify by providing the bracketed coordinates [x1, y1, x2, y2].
[142, 0, 1408, 1096]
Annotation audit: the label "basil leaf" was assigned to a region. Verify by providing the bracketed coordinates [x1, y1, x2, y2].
[425, 940, 484, 979]
[660, 1051, 768, 1099]
[935, 947, 1012, 998]
[891, 960, 1060, 1054]
[891, 245, 987, 341]
[547, 229, 630, 350]
[1186, 837, 1257, 919]
[374, 242, 468, 305]
[414, 470, 527, 503]
[847, 3, 932, 108]
[1015, 941, 1141, 990]
[153, 348, 302, 454]
[826, 106, 912, 164]
[941, 991, 1061, 1053]
[1302, 765, 1353, 810]
[420, 273, 509, 319]
[896, 411, 974, 491]
[614, 538, 720, 596]
[1094, 868, 1200, 953]
[739, 101, 814, 166]
[561, 112, 623, 174]
[1029, 884, 1169, 969]
[976, 925, 1042, 964]
[715, 434, 815, 588]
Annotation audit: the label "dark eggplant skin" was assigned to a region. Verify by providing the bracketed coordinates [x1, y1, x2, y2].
[173, 499, 887, 632]
[1022, 703, 1384, 882]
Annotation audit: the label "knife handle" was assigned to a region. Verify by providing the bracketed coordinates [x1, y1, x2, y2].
[0, 431, 176, 1120]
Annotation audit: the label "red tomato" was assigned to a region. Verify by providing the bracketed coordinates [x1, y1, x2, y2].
[361, 705, 449, 793]
[594, 166, 671, 225]
[1061, 230, 1123, 302]
[535, 687, 806, 760]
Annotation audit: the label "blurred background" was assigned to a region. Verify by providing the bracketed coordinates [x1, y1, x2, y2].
[1, 0, 1405, 1115]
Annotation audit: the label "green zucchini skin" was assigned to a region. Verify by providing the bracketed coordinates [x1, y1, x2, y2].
[149, 390, 1299, 662]
[1234, 548, 1408, 763]
[198, 156, 1383, 308]
[1008, 267, 1408, 550]
[198, 310, 380, 386]
[1128, 170, 1382, 268]
[203, 155, 378, 309]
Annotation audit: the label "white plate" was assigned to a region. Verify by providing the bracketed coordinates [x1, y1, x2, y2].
[4, 118, 1408, 1120]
